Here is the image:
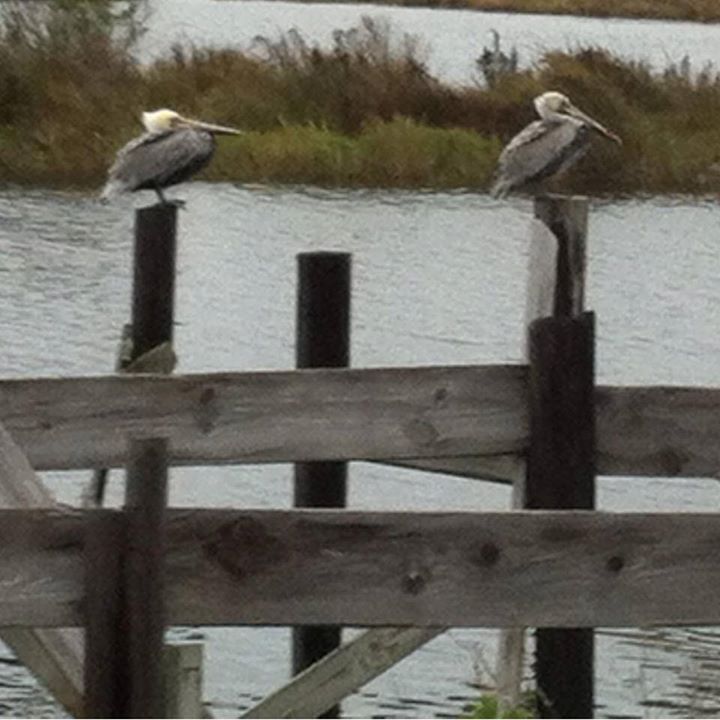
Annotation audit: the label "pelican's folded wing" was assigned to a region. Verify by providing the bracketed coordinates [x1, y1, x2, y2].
[102, 129, 214, 198]
[491, 120, 586, 197]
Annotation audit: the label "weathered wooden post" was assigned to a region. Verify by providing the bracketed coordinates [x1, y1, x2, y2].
[85, 205, 178, 508]
[526, 196, 595, 718]
[125, 205, 176, 718]
[84, 439, 170, 719]
[496, 196, 590, 712]
[84, 204, 176, 718]
[292, 252, 351, 719]
[124, 437, 169, 718]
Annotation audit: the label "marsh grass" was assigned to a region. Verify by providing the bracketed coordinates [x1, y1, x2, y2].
[209, 119, 501, 187]
[1, 7, 719, 194]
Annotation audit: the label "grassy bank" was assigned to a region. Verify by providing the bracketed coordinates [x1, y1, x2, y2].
[1, 5, 719, 195]
[305, 0, 720, 23]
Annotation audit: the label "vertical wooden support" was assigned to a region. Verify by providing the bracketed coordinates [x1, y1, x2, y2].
[527, 313, 595, 718]
[525, 195, 594, 719]
[124, 437, 169, 718]
[163, 644, 204, 719]
[86, 204, 178, 510]
[132, 205, 178, 359]
[292, 252, 351, 719]
[497, 196, 589, 712]
[534, 195, 587, 319]
[84, 510, 127, 718]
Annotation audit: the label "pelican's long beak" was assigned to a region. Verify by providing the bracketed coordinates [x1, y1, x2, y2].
[567, 104, 622, 144]
[182, 117, 244, 135]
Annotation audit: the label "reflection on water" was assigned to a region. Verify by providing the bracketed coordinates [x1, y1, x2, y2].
[1, 184, 720, 718]
[140, 0, 720, 84]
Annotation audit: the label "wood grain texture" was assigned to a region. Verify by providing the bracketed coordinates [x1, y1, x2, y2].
[0, 365, 526, 470]
[3, 509, 720, 628]
[595, 385, 720, 477]
[386, 382, 720, 481]
[242, 627, 443, 719]
[4, 368, 719, 478]
[0, 423, 85, 717]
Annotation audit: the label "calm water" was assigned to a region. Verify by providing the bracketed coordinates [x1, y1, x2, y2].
[140, 0, 720, 84]
[1, 185, 720, 717]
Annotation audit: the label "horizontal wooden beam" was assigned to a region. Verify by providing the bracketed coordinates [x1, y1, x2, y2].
[385, 385, 720, 480]
[0, 365, 526, 471]
[4, 508, 720, 628]
[595, 385, 720, 477]
[2, 367, 720, 477]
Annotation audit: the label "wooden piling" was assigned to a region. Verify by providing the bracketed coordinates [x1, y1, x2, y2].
[84, 511, 127, 718]
[85, 203, 178, 510]
[292, 252, 351, 719]
[525, 196, 595, 719]
[497, 195, 590, 712]
[132, 204, 178, 359]
[534, 195, 588, 319]
[124, 437, 169, 718]
[85, 204, 177, 717]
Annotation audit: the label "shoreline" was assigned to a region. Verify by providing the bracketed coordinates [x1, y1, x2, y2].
[2, 10, 720, 196]
[237, 0, 720, 23]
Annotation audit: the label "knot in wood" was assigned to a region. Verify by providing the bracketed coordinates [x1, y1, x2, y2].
[402, 569, 427, 595]
[606, 555, 624, 573]
[478, 542, 500, 567]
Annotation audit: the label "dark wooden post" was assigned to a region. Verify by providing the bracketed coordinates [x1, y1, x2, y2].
[132, 205, 178, 359]
[292, 252, 351, 719]
[124, 437, 169, 718]
[85, 204, 177, 509]
[84, 510, 127, 718]
[525, 196, 595, 719]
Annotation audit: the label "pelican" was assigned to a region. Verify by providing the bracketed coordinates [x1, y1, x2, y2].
[101, 109, 243, 205]
[490, 91, 621, 198]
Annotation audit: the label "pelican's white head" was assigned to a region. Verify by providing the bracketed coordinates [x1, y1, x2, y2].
[141, 108, 243, 136]
[142, 108, 182, 133]
[534, 91, 621, 144]
[534, 91, 572, 120]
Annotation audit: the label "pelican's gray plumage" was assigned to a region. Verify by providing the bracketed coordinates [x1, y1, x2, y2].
[101, 109, 242, 204]
[490, 91, 621, 198]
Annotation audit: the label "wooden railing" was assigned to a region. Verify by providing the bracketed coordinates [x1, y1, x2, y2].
[1, 196, 717, 718]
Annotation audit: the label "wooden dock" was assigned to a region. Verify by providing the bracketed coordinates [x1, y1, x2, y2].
[0, 196, 718, 717]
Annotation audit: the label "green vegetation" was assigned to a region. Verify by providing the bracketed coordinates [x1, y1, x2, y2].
[1, 3, 720, 195]
[464, 692, 535, 718]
